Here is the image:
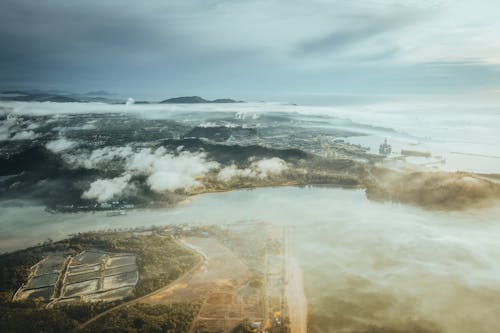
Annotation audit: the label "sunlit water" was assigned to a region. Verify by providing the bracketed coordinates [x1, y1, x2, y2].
[2, 187, 500, 332]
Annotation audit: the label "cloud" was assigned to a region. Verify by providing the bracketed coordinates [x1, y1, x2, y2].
[217, 157, 288, 181]
[0, 120, 14, 140]
[127, 147, 219, 192]
[0, 114, 40, 140]
[147, 171, 200, 192]
[1, 1, 500, 96]
[45, 137, 78, 153]
[217, 164, 256, 181]
[26, 122, 39, 130]
[10, 130, 38, 140]
[67, 145, 220, 193]
[82, 174, 132, 202]
[71, 144, 289, 196]
[295, 15, 409, 56]
[64, 146, 135, 170]
[253, 157, 288, 178]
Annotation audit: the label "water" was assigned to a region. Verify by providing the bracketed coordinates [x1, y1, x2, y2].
[2, 187, 500, 332]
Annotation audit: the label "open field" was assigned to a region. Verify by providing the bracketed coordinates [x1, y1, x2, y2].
[13, 250, 138, 304]
[61, 250, 138, 302]
[143, 236, 263, 333]
[12, 253, 66, 301]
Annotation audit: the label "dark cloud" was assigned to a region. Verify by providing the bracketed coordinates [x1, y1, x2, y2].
[0, 2, 177, 69]
[0, 0, 264, 97]
[0, 0, 498, 99]
[295, 25, 394, 55]
[294, 9, 422, 56]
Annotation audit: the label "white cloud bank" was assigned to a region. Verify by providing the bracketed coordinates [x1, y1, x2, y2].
[0, 115, 40, 141]
[127, 147, 219, 192]
[253, 157, 288, 178]
[45, 137, 78, 153]
[78, 145, 290, 201]
[10, 130, 38, 140]
[65, 146, 134, 170]
[80, 146, 220, 200]
[82, 174, 132, 202]
[217, 157, 288, 181]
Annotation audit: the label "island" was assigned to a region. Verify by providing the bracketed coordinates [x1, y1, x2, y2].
[160, 96, 243, 104]
[1, 91, 243, 104]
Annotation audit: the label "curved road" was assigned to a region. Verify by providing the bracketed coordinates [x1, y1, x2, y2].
[78, 240, 206, 330]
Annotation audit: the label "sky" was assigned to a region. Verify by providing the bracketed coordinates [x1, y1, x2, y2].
[1, 0, 500, 101]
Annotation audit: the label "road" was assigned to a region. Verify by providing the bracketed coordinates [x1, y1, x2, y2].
[284, 227, 308, 333]
[78, 240, 206, 330]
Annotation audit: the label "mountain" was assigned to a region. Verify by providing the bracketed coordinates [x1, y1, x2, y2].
[1, 90, 118, 103]
[41, 95, 80, 103]
[2, 89, 71, 95]
[160, 96, 242, 104]
[212, 98, 241, 103]
[0, 91, 243, 104]
[1, 91, 79, 103]
[84, 90, 113, 96]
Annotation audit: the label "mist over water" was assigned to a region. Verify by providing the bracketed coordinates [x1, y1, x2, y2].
[2, 187, 500, 332]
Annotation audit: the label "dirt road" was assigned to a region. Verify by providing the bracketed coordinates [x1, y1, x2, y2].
[284, 228, 308, 333]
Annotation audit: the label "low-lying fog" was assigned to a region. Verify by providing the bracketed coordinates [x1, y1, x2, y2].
[2, 186, 500, 333]
[2, 97, 500, 173]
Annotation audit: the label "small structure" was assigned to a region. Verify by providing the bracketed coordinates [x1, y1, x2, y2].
[401, 149, 431, 158]
[379, 138, 392, 156]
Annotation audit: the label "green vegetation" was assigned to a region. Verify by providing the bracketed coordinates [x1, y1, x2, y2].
[0, 231, 200, 332]
[86, 302, 201, 333]
[229, 319, 255, 333]
[1, 232, 199, 295]
[248, 275, 263, 289]
[0, 297, 200, 333]
[119, 234, 200, 296]
[0, 297, 117, 333]
[1, 246, 45, 292]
